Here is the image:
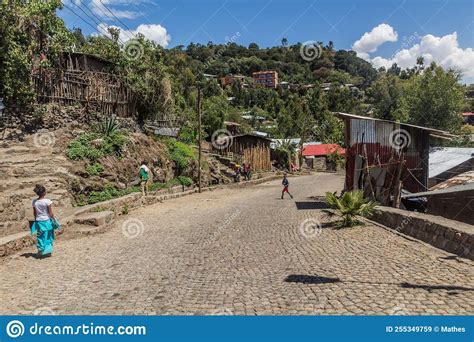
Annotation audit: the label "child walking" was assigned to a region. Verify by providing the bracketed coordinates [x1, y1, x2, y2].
[281, 174, 293, 199]
[31, 185, 60, 258]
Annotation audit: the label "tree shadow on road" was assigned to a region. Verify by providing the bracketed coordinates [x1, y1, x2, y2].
[295, 201, 328, 210]
[284, 276, 473, 293]
[285, 275, 341, 284]
[400, 282, 474, 292]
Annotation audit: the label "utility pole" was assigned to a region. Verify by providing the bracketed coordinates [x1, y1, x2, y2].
[197, 88, 202, 193]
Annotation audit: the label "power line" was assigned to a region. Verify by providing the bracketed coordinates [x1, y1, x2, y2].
[98, 0, 135, 35]
[62, 2, 103, 34]
[90, 0, 135, 41]
[72, 2, 123, 43]
[61, 1, 125, 45]
[74, 1, 127, 45]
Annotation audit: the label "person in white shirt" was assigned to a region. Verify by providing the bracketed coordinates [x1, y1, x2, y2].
[139, 161, 150, 196]
[31, 184, 59, 257]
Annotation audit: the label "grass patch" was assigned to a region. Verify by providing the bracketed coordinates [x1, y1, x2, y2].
[77, 177, 194, 206]
[86, 163, 104, 176]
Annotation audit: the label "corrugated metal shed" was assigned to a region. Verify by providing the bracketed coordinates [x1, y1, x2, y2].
[429, 147, 474, 178]
[335, 112, 453, 205]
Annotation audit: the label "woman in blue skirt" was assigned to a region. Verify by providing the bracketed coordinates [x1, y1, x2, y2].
[31, 185, 60, 258]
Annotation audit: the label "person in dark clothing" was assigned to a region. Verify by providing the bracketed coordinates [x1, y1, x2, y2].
[244, 163, 252, 181]
[281, 174, 293, 199]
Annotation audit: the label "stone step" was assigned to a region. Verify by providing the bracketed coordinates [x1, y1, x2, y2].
[74, 211, 115, 227]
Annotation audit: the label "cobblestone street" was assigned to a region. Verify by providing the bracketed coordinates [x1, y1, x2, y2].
[0, 174, 473, 315]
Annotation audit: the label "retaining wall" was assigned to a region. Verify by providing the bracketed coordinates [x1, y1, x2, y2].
[370, 207, 474, 260]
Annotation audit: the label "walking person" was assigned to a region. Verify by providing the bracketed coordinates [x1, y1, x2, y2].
[31, 185, 60, 258]
[281, 174, 293, 199]
[139, 161, 150, 196]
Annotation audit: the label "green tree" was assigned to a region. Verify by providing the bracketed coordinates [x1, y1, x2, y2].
[0, 0, 74, 105]
[202, 96, 229, 137]
[367, 73, 407, 121]
[402, 63, 465, 132]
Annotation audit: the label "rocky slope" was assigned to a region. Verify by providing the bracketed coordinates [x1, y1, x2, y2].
[0, 120, 233, 238]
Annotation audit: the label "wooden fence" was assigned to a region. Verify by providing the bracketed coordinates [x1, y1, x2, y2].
[216, 135, 271, 171]
[33, 68, 137, 117]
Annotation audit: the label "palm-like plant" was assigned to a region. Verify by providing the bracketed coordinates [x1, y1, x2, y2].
[98, 116, 120, 137]
[324, 190, 376, 227]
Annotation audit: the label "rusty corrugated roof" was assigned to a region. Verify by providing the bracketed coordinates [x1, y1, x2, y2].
[430, 171, 474, 190]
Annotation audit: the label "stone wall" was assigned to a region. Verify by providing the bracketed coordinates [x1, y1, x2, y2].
[370, 207, 474, 260]
[426, 189, 474, 225]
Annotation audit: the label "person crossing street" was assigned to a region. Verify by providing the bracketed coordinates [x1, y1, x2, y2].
[281, 174, 293, 199]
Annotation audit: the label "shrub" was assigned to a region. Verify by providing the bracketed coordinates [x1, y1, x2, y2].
[326, 150, 345, 168]
[86, 163, 104, 176]
[165, 139, 195, 175]
[176, 176, 193, 187]
[121, 204, 129, 215]
[66, 131, 126, 161]
[324, 190, 376, 227]
[87, 184, 139, 205]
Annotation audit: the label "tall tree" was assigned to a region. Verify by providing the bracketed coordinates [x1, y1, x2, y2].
[367, 73, 407, 122]
[403, 63, 465, 132]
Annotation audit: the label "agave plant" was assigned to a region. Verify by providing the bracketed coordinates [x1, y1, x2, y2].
[324, 190, 376, 227]
[98, 116, 120, 137]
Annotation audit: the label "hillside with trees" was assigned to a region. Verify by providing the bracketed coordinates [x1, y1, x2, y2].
[0, 1, 471, 147]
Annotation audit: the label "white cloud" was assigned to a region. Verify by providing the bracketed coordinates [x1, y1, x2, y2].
[366, 32, 474, 81]
[352, 23, 398, 56]
[98, 23, 171, 47]
[91, 0, 145, 20]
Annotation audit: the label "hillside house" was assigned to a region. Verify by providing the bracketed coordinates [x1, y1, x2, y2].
[301, 143, 345, 171]
[252, 71, 278, 89]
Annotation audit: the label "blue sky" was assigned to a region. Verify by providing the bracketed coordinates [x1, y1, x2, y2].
[61, 0, 474, 82]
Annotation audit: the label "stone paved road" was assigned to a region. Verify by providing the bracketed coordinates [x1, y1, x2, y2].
[0, 174, 473, 315]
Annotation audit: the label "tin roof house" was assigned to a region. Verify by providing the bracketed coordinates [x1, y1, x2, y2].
[335, 112, 454, 206]
[429, 147, 474, 187]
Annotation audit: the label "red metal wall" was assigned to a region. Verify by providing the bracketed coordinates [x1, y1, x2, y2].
[344, 118, 429, 194]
